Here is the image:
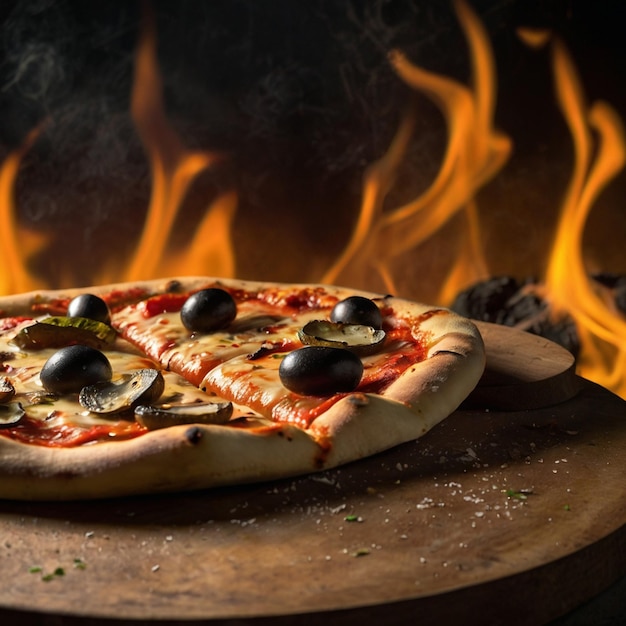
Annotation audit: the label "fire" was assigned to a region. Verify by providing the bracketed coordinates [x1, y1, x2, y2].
[0, 126, 49, 295]
[541, 38, 626, 395]
[123, 5, 236, 283]
[0, 3, 236, 291]
[324, 1, 626, 398]
[323, 0, 512, 304]
[0, 1, 624, 398]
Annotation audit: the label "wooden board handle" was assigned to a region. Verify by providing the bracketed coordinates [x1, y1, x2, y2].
[463, 321, 580, 411]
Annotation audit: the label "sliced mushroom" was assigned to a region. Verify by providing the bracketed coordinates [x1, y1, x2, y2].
[25, 390, 58, 405]
[79, 369, 165, 415]
[298, 320, 385, 355]
[134, 402, 233, 430]
[0, 402, 25, 428]
[0, 376, 15, 403]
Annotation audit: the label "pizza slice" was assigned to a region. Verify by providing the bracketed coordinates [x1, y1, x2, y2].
[0, 316, 224, 447]
[0, 277, 485, 500]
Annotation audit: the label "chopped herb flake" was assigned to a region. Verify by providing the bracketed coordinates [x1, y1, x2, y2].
[352, 548, 370, 557]
[505, 489, 531, 500]
[31, 565, 68, 581]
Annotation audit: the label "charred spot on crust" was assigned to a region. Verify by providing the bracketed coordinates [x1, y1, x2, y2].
[348, 393, 369, 407]
[165, 280, 183, 293]
[276, 429, 293, 441]
[185, 426, 203, 445]
[431, 349, 464, 358]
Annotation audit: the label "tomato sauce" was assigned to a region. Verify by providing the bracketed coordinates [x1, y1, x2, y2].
[0, 316, 32, 331]
[139, 293, 189, 318]
[137, 286, 339, 320]
[1, 416, 146, 448]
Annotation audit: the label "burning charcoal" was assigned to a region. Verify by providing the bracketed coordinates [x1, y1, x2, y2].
[615, 279, 626, 315]
[591, 273, 626, 315]
[450, 276, 520, 324]
[452, 278, 580, 358]
[497, 290, 546, 327]
[516, 308, 580, 358]
[591, 272, 622, 289]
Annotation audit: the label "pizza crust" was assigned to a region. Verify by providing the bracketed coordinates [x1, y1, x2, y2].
[0, 277, 485, 500]
[0, 422, 324, 500]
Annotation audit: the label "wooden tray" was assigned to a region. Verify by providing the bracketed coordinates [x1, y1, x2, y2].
[0, 327, 624, 625]
[466, 321, 580, 410]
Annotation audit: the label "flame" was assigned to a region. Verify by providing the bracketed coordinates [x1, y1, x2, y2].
[123, 3, 235, 283]
[541, 38, 626, 396]
[324, 0, 626, 398]
[0, 1, 624, 398]
[323, 0, 512, 302]
[0, 126, 49, 294]
[0, 2, 236, 292]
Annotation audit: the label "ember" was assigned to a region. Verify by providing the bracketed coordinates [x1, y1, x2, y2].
[451, 276, 580, 357]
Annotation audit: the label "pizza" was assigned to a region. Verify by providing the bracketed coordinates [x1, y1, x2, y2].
[0, 277, 485, 500]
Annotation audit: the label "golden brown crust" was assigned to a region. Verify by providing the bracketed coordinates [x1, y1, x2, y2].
[0, 277, 485, 500]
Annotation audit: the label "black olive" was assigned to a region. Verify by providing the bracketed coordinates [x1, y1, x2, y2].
[330, 296, 383, 330]
[180, 288, 237, 333]
[40, 345, 113, 394]
[67, 294, 111, 325]
[279, 346, 363, 396]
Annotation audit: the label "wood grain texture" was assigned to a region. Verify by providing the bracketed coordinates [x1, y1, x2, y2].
[465, 321, 580, 410]
[0, 376, 624, 625]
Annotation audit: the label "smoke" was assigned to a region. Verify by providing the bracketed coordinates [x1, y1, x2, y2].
[3, 41, 67, 102]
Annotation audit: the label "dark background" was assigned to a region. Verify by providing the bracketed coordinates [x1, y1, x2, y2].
[0, 0, 625, 296]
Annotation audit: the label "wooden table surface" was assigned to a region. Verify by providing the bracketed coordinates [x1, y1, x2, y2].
[0, 325, 624, 625]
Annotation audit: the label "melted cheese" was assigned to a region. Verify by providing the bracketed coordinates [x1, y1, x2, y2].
[113, 291, 429, 429]
[115, 299, 325, 386]
[0, 320, 250, 445]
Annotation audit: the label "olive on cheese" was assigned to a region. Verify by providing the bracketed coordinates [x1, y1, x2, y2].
[180, 288, 237, 333]
[67, 294, 111, 325]
[40, 345, 113, 395]
[330, 296, 383, 330]
[278, 346, 363, 396]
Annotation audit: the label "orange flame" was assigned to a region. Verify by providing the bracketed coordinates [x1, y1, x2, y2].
[540, 37, 626, 396]
[323, 0, 512, 303]
[122, 4, 236, 283]
[0, 3, 237, 292]
[323, 0, 626, 398]
[0, 126, 49, 294]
